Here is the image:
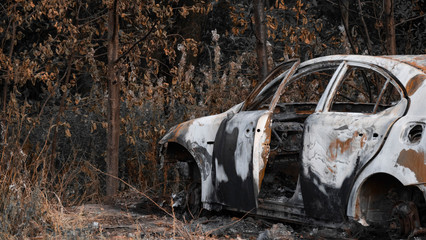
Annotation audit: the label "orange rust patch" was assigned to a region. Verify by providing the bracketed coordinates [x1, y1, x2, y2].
[360, 134, 367, 148]
[168, 124, 184, 142]
[328, 132, 357, 161]
[168, 120, 193, 142]
[397, 149, 426, 182]
[354, 196, 361, 219]
[295, 110, 315, 114]
[259, 116, 272, 189]
[402, 60, 426, 72]
[406, 74, 426, 96]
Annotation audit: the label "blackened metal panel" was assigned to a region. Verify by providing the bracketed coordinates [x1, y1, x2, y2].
[212, 110, 268, 211]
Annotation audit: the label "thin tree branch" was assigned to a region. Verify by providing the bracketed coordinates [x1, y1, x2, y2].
[50, 55, 74, 165]
[2, 5, 17, 115]
[395, 13, 426, 27]
[325, 0, 381, 20]
[78, 13, 108, 28]
[357, 0, 373, 54]
[337, 0, 357, 53]
[21, 61, 70, 150]
[115, 24, 156, 64]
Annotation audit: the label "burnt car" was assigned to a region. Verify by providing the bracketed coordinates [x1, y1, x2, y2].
[159, 55, 426, 238]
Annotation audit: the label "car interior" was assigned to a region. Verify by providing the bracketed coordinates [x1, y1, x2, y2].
[256, 63, 403, 202]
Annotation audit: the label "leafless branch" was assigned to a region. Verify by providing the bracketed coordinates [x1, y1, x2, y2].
[115, 24, 156, 64]
[357, 0, 373, 54]
[395, 13, 426, 27]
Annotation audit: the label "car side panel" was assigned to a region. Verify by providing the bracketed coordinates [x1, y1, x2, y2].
[301, 99, 406, 221]
[212, 110, 269, 210]
[348, 75, 426, 221]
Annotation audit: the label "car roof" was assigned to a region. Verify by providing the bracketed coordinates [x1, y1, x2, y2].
[300, 55, 426, 87]
[382, 55, 426, 71]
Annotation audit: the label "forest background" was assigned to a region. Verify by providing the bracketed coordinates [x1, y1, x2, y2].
[0, 0, 425, 237]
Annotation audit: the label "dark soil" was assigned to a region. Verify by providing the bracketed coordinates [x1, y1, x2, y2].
[60, 190, 403, 240]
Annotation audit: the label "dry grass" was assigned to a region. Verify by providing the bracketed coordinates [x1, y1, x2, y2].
[0, 29, 257, 239]
[0, 116, 219, 239]
[0, 134, 215, 239]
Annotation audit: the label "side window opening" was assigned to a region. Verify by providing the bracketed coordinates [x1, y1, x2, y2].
[244, 60, 299, 111]
[259, 67, 336, 201]
[375, 80, 403, 111]
[280, 70, 332, 104]
[330, 66, 402, 113]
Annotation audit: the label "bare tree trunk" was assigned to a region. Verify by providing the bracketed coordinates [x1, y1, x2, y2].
[384, 0, 396, 54]
[253, 0, 268, 82]
[106, 0, 120, 196]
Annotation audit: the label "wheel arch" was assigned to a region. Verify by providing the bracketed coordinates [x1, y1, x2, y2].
[348, 172, 426, 225]
[160, 140, 211, 181]
[161, 141, 196, 163]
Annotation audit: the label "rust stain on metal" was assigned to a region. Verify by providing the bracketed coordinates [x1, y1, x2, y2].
[167, 120, 194, 142]
[328, 132, 357, 161]
[168, 124, 185, 142]
[401, 60, 426, 72]
[397, 149, 426, 181]
[354, 197, 361, 219]
[380, 55, 426, 72]
[406, 74, 426, 96]
[360, 134, 367, 148]
[295, 110, 315, 114]
[259, 116, 272, 188]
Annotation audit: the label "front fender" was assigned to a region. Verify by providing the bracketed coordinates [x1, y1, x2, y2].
[160, 114, 224, 181]
[159, 103, 243, 206]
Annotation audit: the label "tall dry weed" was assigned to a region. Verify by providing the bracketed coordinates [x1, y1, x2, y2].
[0, 88, 102, 238]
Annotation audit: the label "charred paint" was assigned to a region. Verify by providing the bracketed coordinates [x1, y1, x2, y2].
[301, 98, 405, 222]
[406, 74, 426, 96]
[160, 120, 193, 143]
[189, 141, 213, 181]
[213, 117, 257, 211]
[397, 149, 426, 182]
[301, 156, 362, 223]
[300, 168, 345, 222]
[160, 54, 426, 229]
[211, 110, 267, 210]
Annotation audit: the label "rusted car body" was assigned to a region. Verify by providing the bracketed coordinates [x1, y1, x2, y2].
[159, 55, 426, 238]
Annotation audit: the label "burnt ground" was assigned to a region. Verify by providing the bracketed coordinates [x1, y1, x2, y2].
[56, 190, 401, 240]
